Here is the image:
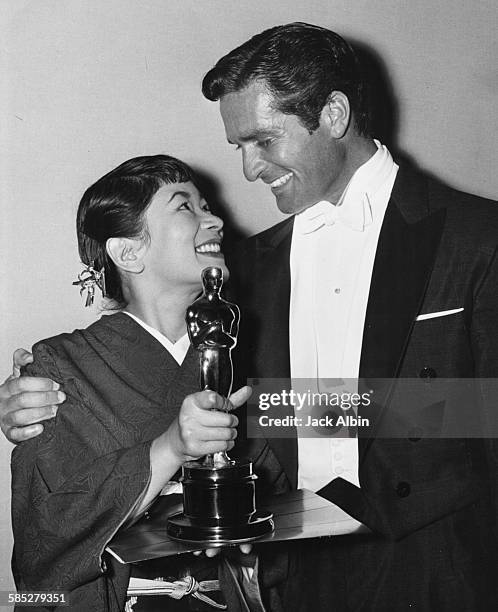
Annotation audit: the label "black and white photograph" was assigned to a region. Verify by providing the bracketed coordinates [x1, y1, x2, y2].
[1, 1, 498, 610]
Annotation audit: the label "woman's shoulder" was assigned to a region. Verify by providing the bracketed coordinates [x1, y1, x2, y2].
[29, 312, 132, 375]
[33, 312, 128, 351]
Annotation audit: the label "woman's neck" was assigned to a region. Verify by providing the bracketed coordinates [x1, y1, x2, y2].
[124, 288, 199, 343]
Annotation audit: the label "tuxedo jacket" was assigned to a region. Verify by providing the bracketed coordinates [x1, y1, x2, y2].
[228, 165, 498, 609]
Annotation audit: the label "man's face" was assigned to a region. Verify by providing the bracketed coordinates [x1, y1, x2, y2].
[219, 80, 347, 214]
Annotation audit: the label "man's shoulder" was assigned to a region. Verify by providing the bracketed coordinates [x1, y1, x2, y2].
[395, 164, 498, 242]
[427, 174, 497, 211]
[428, 175, 498, 247]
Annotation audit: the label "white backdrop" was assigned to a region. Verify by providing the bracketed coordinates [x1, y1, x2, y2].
[1, 0, 497, 591]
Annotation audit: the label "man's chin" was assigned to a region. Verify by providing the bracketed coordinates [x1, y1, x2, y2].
[275, 194, 311, 215]
[274, 193, 295, 214]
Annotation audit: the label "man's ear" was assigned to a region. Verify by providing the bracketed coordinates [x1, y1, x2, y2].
[321, 91, 351, 138]
[106, 237, 146, 273]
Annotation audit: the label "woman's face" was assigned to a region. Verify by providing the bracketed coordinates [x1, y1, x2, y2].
[141, 181, 228, 292]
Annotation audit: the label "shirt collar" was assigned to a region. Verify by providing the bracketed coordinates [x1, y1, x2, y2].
[295, 140, 394, 235]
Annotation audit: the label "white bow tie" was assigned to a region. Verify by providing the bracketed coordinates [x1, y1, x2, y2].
[298, 196, 373, 235]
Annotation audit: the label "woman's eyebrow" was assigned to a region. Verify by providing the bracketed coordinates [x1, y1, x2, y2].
[167, 190, 191, 203]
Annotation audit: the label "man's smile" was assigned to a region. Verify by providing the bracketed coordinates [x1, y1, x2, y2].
[270, 172, 293, 190]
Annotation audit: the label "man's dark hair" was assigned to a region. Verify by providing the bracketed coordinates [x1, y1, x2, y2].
[202, 22, 369, 135]
[77, 155, 198, 306]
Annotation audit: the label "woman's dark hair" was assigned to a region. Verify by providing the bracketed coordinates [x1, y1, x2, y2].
[202, 22, 369, 136]
[77, 154, 197, 306]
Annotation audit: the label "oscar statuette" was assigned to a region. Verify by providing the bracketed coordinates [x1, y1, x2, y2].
[167, 267, 274, 543]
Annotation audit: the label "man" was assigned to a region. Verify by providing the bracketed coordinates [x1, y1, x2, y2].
[3, 22, 498, 611]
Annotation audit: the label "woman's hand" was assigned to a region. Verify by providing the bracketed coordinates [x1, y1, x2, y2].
[132, 385, 252, 517]
[164, 386, 252, 463]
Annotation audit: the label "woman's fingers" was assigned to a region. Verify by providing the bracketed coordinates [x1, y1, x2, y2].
[228, 385, 252, 408]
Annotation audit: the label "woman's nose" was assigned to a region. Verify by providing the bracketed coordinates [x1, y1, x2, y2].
[201, 212, 224, 232]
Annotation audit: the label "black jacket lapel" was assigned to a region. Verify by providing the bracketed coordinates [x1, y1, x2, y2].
[230, 218, 298, 487]
[252, 219, 298, 488]
[359, 168, 446, 456]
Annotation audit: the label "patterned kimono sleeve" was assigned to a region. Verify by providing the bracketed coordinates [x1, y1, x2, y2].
[11, 340, 152, 592]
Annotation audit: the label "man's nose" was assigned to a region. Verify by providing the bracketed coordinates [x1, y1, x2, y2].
[242, 147, 265, 182]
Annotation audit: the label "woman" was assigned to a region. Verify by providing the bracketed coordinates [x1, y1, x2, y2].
[11, 155, 252, 611]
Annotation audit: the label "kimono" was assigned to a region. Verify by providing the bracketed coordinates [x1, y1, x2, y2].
[11, 312, 205, 611]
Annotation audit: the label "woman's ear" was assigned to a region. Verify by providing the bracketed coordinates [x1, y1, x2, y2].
[106, 237, 146, 274]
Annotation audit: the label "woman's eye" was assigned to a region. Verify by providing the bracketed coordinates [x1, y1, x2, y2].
[178, 201, 192, 211]
[202, 203, 212, 213]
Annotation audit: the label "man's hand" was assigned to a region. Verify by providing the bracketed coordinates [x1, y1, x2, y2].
[0, 349, 65, 443]
[194, 543, 253, 558]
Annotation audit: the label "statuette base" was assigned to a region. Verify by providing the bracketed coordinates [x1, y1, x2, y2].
[167, 509, 274, 544]
[166, 460, 274, 544]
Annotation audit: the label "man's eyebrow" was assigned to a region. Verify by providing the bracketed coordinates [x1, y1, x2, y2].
[167, 190, 191, 203]
[228, 128, 279, 144]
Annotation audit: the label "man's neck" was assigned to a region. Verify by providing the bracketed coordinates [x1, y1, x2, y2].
[328, 136, 378, 205]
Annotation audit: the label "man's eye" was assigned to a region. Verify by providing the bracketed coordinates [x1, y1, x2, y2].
[178, 201, 192, 211]
[202, 203, 212, 213]
[258, 139, 273, 149]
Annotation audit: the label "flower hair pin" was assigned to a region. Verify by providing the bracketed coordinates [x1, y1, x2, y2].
[72, 263, 106, 307]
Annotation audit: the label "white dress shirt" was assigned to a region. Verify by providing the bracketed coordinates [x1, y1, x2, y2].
[289, 141, 398, 492]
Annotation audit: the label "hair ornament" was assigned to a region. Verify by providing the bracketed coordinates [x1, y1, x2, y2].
[72, 263, 106, 307]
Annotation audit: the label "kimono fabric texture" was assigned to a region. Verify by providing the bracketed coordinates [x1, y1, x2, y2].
[11, 312, 227, 612]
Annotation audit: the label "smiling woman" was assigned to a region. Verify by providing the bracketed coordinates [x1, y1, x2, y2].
[137, 180, 227, 306]
[10, 154, 250, 611]
[77, 156, 227, 318]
